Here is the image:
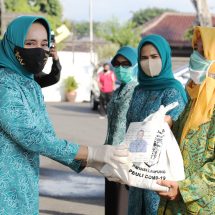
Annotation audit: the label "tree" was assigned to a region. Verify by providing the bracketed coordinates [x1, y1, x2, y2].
[97, 18, 141, 47]
[74, 22, 89, 38]
[131, 7, 176, 27]
[4, 0, 63, 30]
[5, 0, 34, 13]
[73, 21, 100, 39]
[96, 43, 119, 63]
[184, 27, 194, 41]
[37, 0, 62, 17]
[191, 0, 212, 26]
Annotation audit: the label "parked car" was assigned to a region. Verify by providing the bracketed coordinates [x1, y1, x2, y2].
[173, 64, 190, 87]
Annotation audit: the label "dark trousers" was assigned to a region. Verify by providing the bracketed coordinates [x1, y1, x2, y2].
[99, 92, 113, 116]
[105, 179, 128, 215]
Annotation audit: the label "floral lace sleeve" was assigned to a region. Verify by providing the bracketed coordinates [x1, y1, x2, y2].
[178, 109, 215, 213]
[162, 88, 187, 121]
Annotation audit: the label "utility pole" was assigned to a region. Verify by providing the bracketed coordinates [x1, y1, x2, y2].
[89, 0, 94, 64]
[191, 0, 212, 26]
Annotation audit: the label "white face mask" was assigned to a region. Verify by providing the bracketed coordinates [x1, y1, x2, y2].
[140, 58, 162, 77]
[190, 69, 206, 84]
[189, 51, 214, 84]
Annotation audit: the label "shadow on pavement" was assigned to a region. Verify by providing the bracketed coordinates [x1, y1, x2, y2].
[52, 103, 96, 114]
[48, 112, 99, 118]
[39, 167, 104, 206]
[39, 194, 104, 206]
[39, 209, 84, 215]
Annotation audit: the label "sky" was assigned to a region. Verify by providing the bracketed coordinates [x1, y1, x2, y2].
[60, 0, 215, 22]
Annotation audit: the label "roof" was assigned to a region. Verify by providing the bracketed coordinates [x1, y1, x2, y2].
[141, 12, 215, 48]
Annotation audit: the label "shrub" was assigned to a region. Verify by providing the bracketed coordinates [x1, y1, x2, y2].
[64, 76, 78, 92]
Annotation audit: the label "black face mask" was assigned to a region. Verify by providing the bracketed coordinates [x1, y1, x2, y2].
[14, 46, 49, 74]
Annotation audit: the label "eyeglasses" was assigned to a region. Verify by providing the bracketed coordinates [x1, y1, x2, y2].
[112, 60, 131, 68]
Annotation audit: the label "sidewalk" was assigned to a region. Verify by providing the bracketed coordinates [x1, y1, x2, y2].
[39, 102, 107, 215]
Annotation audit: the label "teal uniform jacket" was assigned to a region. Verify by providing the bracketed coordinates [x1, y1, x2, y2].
[105, 81, 137, 146]
[0, 16, 82, 214]
[127, 34, 187, 215]
[105, 45, 138, 146]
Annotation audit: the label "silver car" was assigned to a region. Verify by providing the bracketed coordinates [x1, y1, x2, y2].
[173, 64, 190, 87]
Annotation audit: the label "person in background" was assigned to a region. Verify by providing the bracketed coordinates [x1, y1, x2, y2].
[157, 26, 215, 215]
[126, 34, 187, 215]
[0, 15, 129, 214]
[98, 62, 116, 118]
[104, 46, 138, 215]
[34, 33, 62, 88]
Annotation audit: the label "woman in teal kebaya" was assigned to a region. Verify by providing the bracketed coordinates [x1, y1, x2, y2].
[127, 34, 187, 215]
[0, 16, 129, 214]
[105, 46, 138, 215]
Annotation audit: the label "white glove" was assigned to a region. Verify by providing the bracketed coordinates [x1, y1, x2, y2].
[100, 161, 133, 184]
[100, 164, 126, 184]
[87, 144, 130, 170]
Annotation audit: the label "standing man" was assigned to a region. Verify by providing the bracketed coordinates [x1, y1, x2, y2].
[98, 63, 115, 117]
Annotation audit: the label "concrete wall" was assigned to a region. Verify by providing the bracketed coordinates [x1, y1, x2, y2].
[42, 51, 97, 102]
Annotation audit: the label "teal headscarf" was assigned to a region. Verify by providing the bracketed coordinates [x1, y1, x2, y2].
[111, 45, 137, 66]
[111, 45, 138, 77]
[0, 16, 51, 79]
[138, 34, 187, 102]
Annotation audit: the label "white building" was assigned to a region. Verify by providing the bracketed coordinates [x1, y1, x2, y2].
[42, 51, 97, 102]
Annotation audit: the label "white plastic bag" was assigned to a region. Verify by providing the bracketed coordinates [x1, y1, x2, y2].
[101, 102, 185, 192]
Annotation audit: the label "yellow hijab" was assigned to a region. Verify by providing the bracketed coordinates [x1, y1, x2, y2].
[181, 26, 215, 143]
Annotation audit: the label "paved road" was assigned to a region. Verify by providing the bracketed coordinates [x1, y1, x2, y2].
[39, 102, 107, 215]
